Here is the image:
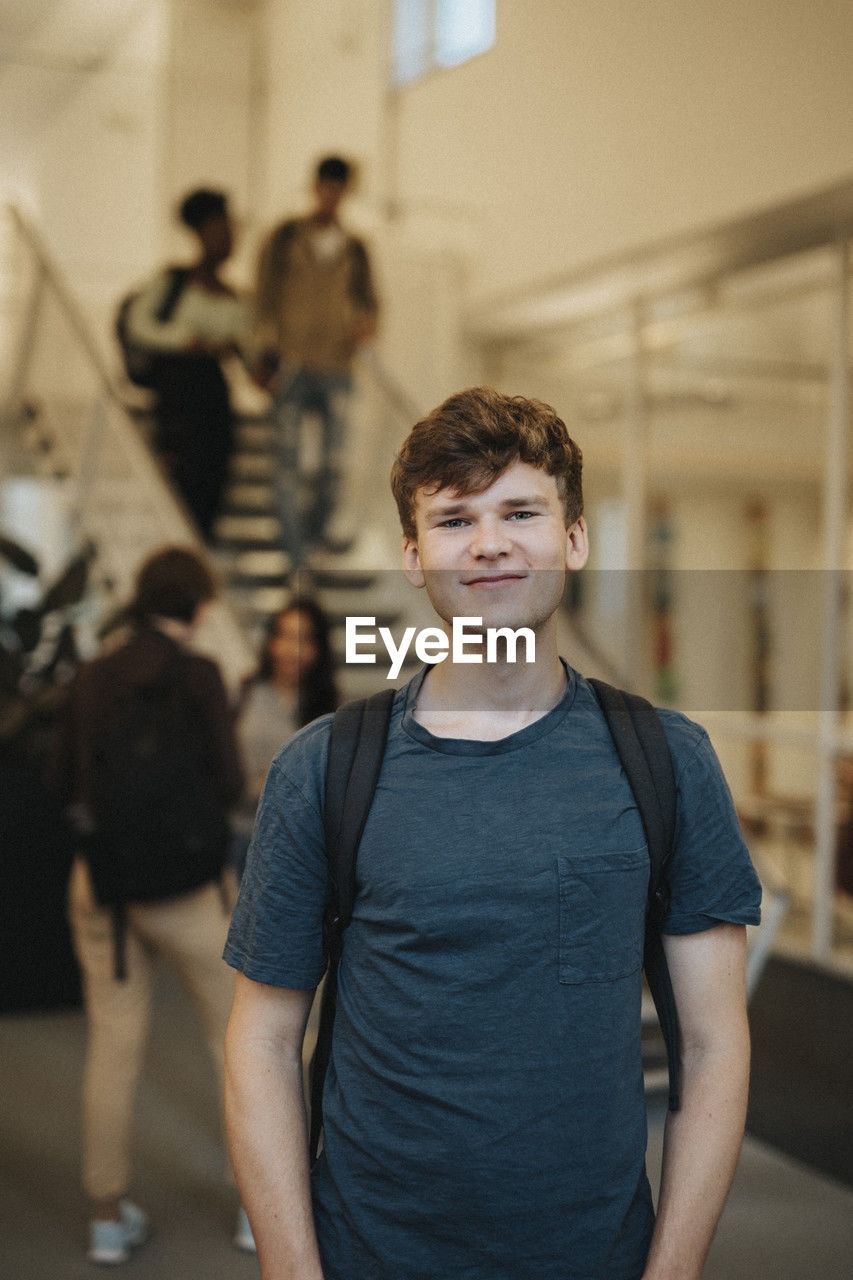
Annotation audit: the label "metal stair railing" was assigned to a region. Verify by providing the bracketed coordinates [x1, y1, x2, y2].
[0, 203, 254, 683]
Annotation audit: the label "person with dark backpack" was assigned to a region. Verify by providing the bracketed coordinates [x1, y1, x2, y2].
[119, 189, 250, 540]
[223, 388, 762, 1280]
[49, 546, 254, 1262]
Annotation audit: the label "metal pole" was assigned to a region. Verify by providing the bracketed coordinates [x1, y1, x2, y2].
[813, 233, 849, 960]
[68, 397, 109, 544]
[7, 206, 123, 406]
[622, 302, 647, 689]
[3, 261, 46, 423]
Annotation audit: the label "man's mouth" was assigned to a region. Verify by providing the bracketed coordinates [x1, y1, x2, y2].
[462, 573, 527, 587]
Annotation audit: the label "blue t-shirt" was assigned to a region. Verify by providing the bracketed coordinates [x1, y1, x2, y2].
[224, 666, 761, 1280]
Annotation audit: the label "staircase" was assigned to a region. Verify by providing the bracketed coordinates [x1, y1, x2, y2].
[212, 405, 424, 698]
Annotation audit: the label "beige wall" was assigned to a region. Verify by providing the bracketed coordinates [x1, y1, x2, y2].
[260, 0, 386, 222]
[391, 0, 853, 297]
[162, 0, 262, 275]
[33, 1, 168, 301]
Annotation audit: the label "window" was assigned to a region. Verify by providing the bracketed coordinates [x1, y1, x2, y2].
[391, 0, 495, 86]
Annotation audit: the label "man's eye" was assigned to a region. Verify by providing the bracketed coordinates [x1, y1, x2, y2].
[507, 510, 535, 520]
[440, 518, 467, 528]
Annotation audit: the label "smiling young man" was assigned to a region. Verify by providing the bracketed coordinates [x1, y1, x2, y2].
[223, 387, 762, 1280]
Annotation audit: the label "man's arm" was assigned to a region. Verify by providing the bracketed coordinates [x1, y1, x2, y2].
[642, 922, 750, 1280]
[347, 239, 379, 345]
[225, 973, 325, 1280]
[255, 222, 296, 336]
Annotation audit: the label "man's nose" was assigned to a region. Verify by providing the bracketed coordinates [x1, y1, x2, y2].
[468, 518, 511, 558]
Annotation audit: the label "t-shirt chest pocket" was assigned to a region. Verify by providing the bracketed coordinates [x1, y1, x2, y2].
[556, 848, 649, 984]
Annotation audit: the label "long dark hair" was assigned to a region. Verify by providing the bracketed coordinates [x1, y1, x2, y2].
[254, 596, 338, 727]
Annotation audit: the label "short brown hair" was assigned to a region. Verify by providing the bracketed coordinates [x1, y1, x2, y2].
[131, 546, 218, 624]
[390, 386, 583, 540]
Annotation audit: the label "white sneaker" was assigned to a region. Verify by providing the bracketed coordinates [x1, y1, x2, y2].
[233, 1204, 257, 1253]
[88, 1200, 149, 1265]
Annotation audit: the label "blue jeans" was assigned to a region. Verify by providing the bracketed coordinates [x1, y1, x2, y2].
[273, 367, 352, 568]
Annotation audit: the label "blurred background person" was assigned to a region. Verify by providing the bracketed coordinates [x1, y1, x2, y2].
[47, 546, 253, 1263]
[124, 189, 250, 541]
[254, 155, 380, 569]
[232, 596, 339, 878]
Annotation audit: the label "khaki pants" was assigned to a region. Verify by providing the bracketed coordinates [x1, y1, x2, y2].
[68, 859, 235, 1201]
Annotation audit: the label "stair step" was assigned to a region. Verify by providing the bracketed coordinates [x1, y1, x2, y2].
[230, 454, 276, 480]
[224, 482, 276, 513]
[234, 421, 276, 452]
[316, 583, 403, 613]
[230, 584, 292, 618]
[308, 563, 379, 590]
[215, 514, 280, 547]
[231, 549, 291, 581]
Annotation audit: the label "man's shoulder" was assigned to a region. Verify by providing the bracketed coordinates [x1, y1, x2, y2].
[573, 672, 710, 775]
[271, 710, 334, 774]
[268, 685, 410, 792]
[267, 217, 303, 248]
[654, 705, 709, 767]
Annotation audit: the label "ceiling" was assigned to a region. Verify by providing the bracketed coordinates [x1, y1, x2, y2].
[0, 0, 144, 167]
[0, 0, 143, 72]
[0, 0, 256, 166]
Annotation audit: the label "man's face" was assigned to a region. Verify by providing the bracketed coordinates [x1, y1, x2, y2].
[198, 213, 233, 264]
[314, 177, 347, 219]
[403, 459, 588, 636]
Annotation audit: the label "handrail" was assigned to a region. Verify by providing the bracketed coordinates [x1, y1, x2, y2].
[4, 203, 125, 408]
[356, 346, 424, 426]
[1, 203, 255, 682]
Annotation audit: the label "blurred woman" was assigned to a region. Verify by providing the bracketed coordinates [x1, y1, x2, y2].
[233, 597, 339, 875]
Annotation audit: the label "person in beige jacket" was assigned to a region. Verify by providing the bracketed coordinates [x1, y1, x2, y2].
[254, 156, 379, 570]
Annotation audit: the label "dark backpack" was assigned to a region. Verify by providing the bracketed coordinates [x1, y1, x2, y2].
[309, 679, 680, 1166]
[87, 650, 230, 976]
[115, 266, 191, 388]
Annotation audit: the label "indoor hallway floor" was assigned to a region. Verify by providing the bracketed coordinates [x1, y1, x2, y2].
[2, 966, 852, 1280]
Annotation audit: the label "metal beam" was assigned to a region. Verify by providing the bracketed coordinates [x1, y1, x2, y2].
[813, 234, 849, 960]
[467, 176, 853, 342]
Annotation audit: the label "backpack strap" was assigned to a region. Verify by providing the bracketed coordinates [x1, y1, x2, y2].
[155, 266, 191, 323]
[588, 678, 681, 1111]
[309, 688, 396, 1166]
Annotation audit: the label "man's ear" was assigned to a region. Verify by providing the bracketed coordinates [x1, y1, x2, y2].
[402, 537, 425, 588]
[566, 516, 589, 571]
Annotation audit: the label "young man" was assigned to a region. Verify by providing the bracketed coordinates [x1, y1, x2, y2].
[254, 155, 379, 567]
[223, 387, 762, 1280]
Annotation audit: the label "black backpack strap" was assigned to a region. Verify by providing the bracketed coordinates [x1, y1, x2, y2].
[309, 688, 395, 1166]
[155, 266, 191, 323]
[111, 903, 128, 982]
[588, 678, 681, 1110]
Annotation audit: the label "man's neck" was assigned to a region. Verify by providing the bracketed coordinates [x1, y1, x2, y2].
[412, 628, 567, 742]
